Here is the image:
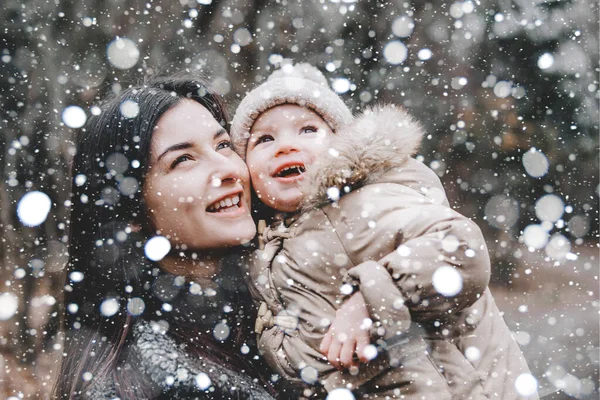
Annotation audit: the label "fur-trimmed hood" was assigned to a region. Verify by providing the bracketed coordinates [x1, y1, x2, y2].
[300, 104, 425, 210]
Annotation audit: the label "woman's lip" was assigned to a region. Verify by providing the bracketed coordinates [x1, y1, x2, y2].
[207, 197, 248, 218]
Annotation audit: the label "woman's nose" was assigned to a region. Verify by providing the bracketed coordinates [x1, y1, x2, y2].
[212, 155, 246, 187]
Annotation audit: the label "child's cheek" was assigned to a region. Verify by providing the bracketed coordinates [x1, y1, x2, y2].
[247, 162, 261, 180]
[317, 129, 328, 142]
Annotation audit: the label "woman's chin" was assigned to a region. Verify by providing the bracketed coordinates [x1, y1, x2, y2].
[215, 223, 256, 249]
[236, 224, 258, 246]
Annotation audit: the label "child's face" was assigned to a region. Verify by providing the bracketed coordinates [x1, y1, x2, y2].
[246, 104, 333, 212]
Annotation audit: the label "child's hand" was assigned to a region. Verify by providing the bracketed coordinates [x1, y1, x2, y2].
[319, 292, 371, 370]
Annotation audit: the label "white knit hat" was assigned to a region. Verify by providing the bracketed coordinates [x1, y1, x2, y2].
[230, 62, 353, 159]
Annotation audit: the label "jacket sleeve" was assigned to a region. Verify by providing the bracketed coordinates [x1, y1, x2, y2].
[332, 161, 491, 323]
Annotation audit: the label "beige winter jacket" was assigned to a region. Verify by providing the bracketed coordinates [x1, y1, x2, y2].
[247, 105, 536, 399]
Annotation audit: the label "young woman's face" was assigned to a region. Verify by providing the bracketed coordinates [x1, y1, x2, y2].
[144, 99, 256, 251]
[245, 104, 332, 213]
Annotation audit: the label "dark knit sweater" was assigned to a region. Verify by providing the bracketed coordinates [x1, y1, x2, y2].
[85, 320, 275, 400]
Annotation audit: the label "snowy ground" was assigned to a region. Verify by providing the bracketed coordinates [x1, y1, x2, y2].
[491, 243, 599, 399]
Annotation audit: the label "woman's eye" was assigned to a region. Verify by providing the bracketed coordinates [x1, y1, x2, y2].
[301, 126, 318, 134]
[170, 154, 192, 169]
[217, 140, 232, 150]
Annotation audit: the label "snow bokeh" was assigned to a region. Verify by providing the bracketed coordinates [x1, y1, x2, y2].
[62, 106, 87, 129]
[300, 366, 319, 384]
[484, 195, 519, 230]
[99, 298, 120, 317]
[417, 48, 432, 61]
[332, 77, 351, 94]
[391, 16, 414, 37]
[119, 100, 140, 118]
[195, 372, 212, 390]
[213, 321, 231, 341]
[362, 344, 378, 361]
[127, 297, 145, 316]
[69, 271, 84, 282]
[515, 373, 538, 397]
[538, 53, 554, 70]
[522, 224, 549, 250]
[535, 194, 564, 223]
[464, 346, 481, 362]
[545, 234, 571, 260]
[522, 149, 550, 178]
[106, 37, 140, 69]
[383, 41, 408, 65]
[17, 191, 52, 227]
[326, 388, 355, 400]
[144, 236, 171, 262]
[0, 293, 19, 321]
[432, 266, 463, 297]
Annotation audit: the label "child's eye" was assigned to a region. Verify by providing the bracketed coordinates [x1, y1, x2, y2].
[216, 140, 232, 151]
[253, 134, 274, 146]
[301, 126, 318, 134]
[171, 154, 193, 169]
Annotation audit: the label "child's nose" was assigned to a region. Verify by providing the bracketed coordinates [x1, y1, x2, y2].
[275, 137, 300, 156]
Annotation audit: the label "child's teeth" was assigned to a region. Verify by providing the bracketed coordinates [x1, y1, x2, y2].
[232, 195, 240, 205]
[225, 198, 233, 207]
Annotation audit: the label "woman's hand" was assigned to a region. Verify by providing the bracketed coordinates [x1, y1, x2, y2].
[319, 291, 371, 370]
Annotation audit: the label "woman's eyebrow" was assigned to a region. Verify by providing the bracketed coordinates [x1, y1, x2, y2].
[156, 129, 227, 162]
[214, 128, 227, 139]
[156, 142, 193, 163]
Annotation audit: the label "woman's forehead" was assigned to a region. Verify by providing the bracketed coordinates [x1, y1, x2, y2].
[150, 101, 222, 155]
[155, 100, 219, 135]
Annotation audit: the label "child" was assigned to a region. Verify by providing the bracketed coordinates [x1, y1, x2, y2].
[231, 63, 536, 399]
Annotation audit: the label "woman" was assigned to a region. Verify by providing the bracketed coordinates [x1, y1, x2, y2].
[52, 73, 275, 399]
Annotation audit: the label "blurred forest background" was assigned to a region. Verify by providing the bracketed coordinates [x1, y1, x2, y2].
[0, 0, 598, 398]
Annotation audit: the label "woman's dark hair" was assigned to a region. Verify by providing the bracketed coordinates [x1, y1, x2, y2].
[52, 73, 258, 398]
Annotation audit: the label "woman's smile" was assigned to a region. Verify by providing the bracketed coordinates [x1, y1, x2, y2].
[205, 190, 246, 216]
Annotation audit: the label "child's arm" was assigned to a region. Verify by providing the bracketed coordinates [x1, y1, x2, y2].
[332, 162, 491, 323]
[347, 213, 490, 322]
[319, 292, 371, 369]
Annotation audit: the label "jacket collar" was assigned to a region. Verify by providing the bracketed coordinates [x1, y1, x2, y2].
[257, 213, 300, 250]
[299, 104, 425, 211]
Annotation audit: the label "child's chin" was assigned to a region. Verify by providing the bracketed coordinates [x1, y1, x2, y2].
[270, 191, 303, 213]
[273, 200, 302, 213]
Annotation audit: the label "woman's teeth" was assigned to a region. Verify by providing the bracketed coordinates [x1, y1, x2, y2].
[207, 195, 240, 212]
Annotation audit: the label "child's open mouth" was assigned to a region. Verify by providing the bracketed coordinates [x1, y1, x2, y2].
[273, 164, 306, 179]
